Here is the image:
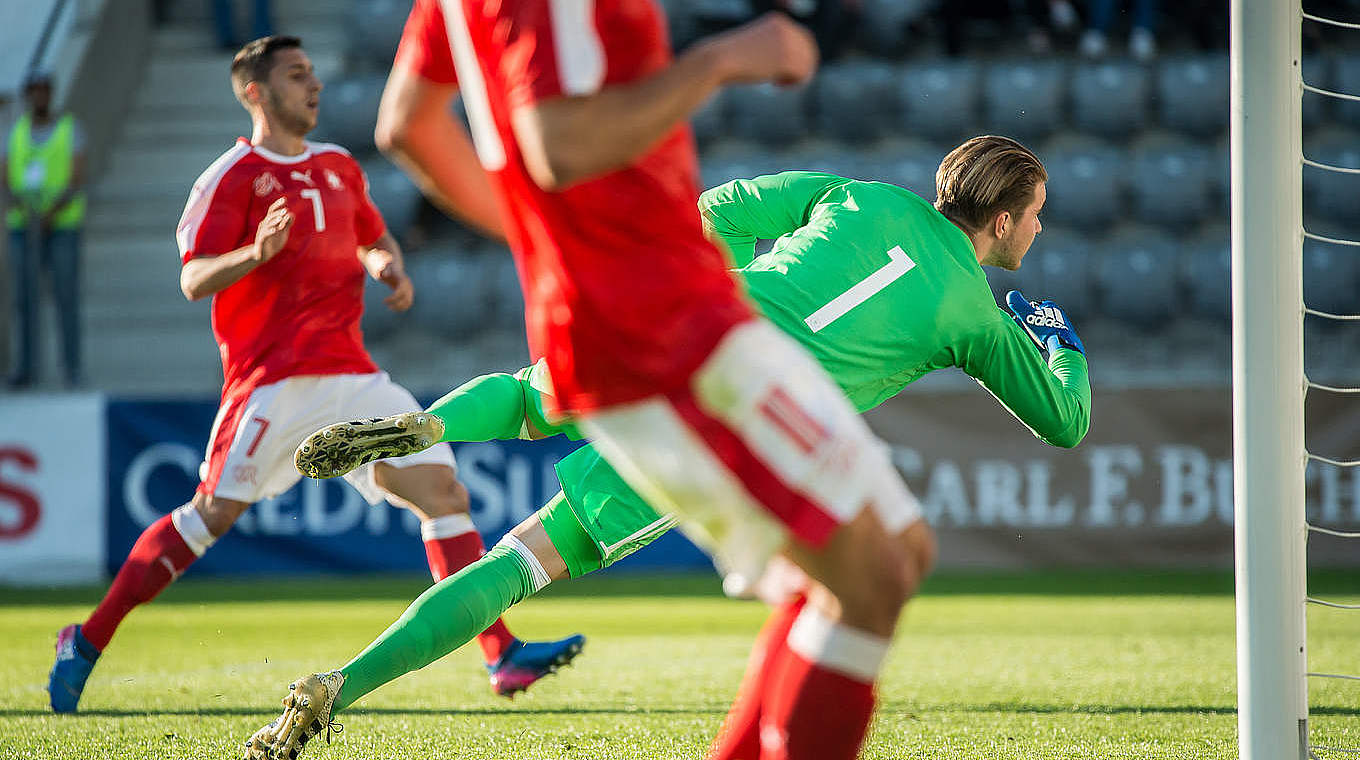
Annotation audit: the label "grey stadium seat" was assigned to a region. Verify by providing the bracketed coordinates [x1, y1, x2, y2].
[699, 141, 780, 191]
[361, 278, 406, 342]
[1181, 226, 1230, 322]
[1304, 128, 1360, 225]
[775, 139, 875, 181]
[1303, 55, 1329, 129]
[727, 83, 810, 146]
[313, 75, 385, 155]
[1330, 52, 1360, 128]
[1210, 136, 1230, 217]
[482, 247, 526, 330]
[1095, 227, 1181, 329]
[1070, 60, 1150, 139]
[1157, 54, 1229, 137]
[858, 0, 935, 57]
[897, 60, 982, 144]
[1039, 136, 1124, 232]
[345, 0, 410, 71]
[407, 251, 487, 340]
[983, 61, 1066, 141]
[813, 60, 899, 143]
[1016, 227, 1096, 325]
[1128, 136, 1214, 230]
[359, 159, 423, 242]
[690, 89, 729, 146]
[859, 139, 942, 197]
[1304, 227, 1360, 317]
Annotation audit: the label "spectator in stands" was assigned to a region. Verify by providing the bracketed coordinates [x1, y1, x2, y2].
[940, 0, 1077, 57]
[212, 0, 273, 50]
[1080, 0, 1159, 61]
[2, 72, 85, 389]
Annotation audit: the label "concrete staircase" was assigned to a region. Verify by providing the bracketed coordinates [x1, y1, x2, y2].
[82, 0, 351, 396]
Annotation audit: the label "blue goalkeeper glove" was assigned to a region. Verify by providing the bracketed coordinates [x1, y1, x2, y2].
[1006, 290, 1086, 355]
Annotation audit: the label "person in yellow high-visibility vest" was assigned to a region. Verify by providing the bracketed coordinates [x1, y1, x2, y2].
[2, 71, 86, 388]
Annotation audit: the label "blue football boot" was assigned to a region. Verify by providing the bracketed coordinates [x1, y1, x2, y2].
[487, 634, 586, 697]
[48, 624, 100, 713]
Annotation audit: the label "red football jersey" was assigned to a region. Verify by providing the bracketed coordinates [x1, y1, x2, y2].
[176, 139, 385, 402]
[396, 0, 752, 412]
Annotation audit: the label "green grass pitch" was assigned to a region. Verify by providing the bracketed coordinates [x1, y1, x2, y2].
[1, 570, 1356, 760]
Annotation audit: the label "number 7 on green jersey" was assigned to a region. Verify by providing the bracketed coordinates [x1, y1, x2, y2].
[804, 245, 916, 333]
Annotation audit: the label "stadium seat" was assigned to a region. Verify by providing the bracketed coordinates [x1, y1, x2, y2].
[361, 278, 405, 342]
[1128, 135, 1215, 230]
[897, 60, 982, 144]
[691, 89, 729, 146]
[313, 75, 386, 155]
[983, 60, 1066, 140]
[344, 0, 409, 71]
[1038, 136, 1124, 232]
[1070, 60, 1150, 139]
[359, 159, 423, 242]
[1181, 225, 1230, 322]
[407, 251, 487, 340]
[1017, 227, 1096, 325]
[1304, 128, 1360, 225]
[1209, 135, 1230, 217]
[775, 139, 873, 180]
[482, 247, 526, 329]
[1303, 55, 1329, 129]
[727, 83, 809, 146]
[1330, 52, 1360, 128]
[699, 140, 781, 190]
[857, 0, 935, 57]
[1304, 226, 1360, 317]
[859, 138, 942, 197]
[1095, 227, 1181, 329]
[1157, 54, 1229, 137]
[812, 60, 898, 143]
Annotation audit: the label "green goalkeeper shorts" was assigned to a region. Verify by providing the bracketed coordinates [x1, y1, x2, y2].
[538, 445, 678, 579]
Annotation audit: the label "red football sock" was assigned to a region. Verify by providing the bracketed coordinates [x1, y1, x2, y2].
[708, 595, 807, 760]
[83, 514, 198, 651]
[421, 515, 517, 664]
[756, 609, 886, 760]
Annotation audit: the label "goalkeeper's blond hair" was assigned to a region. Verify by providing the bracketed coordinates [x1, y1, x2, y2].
[934, 136, 1047, 234]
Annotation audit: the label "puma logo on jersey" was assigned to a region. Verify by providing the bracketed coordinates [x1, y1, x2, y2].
[290, 169, 316, 186]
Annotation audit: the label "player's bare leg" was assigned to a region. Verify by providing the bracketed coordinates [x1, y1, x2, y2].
[49, 491, 248, 713]
[295, 411, 444, 479]
[373, 462, 586, 696]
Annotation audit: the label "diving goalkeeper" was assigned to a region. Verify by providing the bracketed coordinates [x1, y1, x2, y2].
[245, 137, 1091, 760]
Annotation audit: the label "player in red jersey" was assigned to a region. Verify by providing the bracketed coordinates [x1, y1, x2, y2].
[338, 4, 936, 760]
[45, 36, 583, 716]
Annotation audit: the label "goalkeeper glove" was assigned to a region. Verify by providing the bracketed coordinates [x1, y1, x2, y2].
[1006, 290, 1086, 355]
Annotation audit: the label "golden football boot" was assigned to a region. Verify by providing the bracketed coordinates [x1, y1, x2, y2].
[295, 412, 444, 479]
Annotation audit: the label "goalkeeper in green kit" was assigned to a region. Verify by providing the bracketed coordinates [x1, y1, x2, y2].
[245, 136, 1091, 760]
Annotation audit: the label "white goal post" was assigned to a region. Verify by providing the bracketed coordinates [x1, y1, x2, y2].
[1230, 0, 1308, 758]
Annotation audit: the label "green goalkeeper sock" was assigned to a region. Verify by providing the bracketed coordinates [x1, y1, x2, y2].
[425, 372, 527, 442]
[333, 543, 539, 712]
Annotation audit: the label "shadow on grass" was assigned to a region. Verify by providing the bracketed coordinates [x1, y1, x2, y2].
[7, 703, 1355, 719]
[3, 569, 1357, 607]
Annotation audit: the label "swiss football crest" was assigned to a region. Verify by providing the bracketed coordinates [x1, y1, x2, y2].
[253, 172, 283, 197]
[325, 169, 345, 191]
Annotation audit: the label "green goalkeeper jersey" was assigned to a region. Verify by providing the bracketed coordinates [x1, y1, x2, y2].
[701, 171, 1090, 448]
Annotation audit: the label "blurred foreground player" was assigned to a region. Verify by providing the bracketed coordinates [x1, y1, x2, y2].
[45, 36, 581, 714]
[371, 4, 927, 759]
[245, 139, 1090, 758]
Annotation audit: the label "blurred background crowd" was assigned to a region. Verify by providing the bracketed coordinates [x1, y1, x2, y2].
[1, 0, 1358, 398]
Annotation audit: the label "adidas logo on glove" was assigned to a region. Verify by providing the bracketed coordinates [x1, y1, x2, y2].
[1025, 308, 1068, 330]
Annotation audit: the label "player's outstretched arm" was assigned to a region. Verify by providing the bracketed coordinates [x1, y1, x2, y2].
[960, 292, 1091, 448]
[375, 62, 505, 240]
[699, 171, 848, 266]
[513, 13, 817, 191]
